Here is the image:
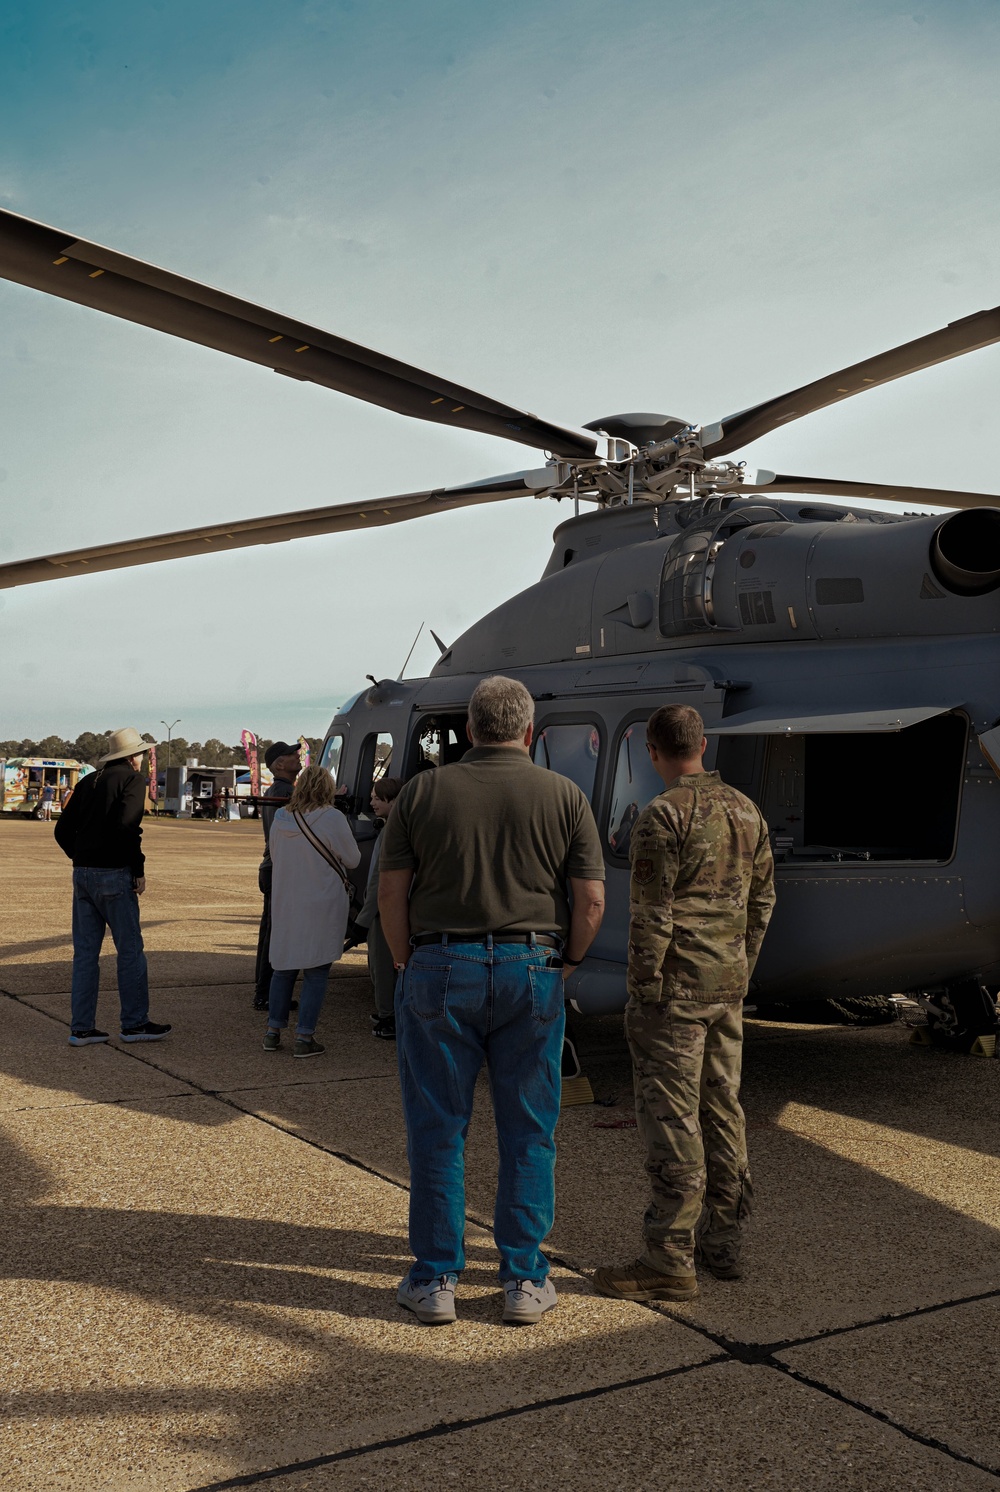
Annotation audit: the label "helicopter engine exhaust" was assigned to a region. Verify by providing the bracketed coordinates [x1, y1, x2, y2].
[931, 509, 1000, 596]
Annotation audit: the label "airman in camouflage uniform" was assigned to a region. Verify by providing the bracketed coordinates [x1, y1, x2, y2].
[594, 704, 774, 1302]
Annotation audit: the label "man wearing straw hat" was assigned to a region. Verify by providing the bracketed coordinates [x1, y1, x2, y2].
[55, 727, 172, 1047]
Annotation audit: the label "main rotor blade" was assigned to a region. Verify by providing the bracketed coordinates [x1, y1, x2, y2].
[702, 306, 1000, 458]
[738, 473, 1000, 511]
[0, 210, 598, 461]
[0, 472, 548, 590]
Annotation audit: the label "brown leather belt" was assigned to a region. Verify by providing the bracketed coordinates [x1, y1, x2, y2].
[411, 932, 562, 951]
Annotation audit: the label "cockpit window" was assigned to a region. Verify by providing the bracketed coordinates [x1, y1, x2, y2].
[533, 723, 601, 801]
[607, 722, 662, 858]
[320, 734, 344, 785]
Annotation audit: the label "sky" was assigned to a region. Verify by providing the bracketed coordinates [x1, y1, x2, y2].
[1, 0, 999, 743]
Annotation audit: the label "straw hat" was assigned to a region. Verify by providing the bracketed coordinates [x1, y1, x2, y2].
[99, 727, 149, 766]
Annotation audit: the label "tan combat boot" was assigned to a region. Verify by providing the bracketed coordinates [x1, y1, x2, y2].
[592, 1260, 698, 1302]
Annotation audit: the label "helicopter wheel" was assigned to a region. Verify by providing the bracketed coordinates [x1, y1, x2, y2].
[918, 979, 1000, 1053]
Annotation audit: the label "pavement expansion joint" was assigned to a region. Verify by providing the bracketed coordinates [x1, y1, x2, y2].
[7, 1090, 196, 1114]
[213, 1072, 398, 1097]
[652, 1280, 1000, 1363]
[635, 1289, 1000, 1481]
[773, 1360, 1000, 1480]
[183, 1356, 728, 1492]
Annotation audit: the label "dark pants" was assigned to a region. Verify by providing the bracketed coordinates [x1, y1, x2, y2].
[70, 866, 149, 1032]
[396, 940, 565, 1283]
[254, 861, 273, 1001]
[367, 915, 395, 1019]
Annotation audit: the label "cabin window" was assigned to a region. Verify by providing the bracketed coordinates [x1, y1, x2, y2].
[754, 711, 966, 862]
[372, 733, 393, 784]
[533, 723, 601, 801]
[356, 732, 395, 821]
[320, 733, 344, 785]
[410, 714, 468, 775]
[606, 721, 663, 858]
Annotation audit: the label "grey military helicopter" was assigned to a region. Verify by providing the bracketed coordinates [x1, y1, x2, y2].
[3, 207, 1000, 1046]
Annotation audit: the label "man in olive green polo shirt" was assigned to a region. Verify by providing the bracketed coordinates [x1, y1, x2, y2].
[379, 676, 605, 1327]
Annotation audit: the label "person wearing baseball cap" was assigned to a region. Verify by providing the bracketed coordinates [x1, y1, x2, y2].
[253, 740, 304, 1010]
[54, 727, 171, 1046]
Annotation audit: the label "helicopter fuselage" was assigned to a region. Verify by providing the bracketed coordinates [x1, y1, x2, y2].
[323, 496, 1000, 1013]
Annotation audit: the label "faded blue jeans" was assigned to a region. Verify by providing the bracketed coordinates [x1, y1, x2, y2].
[395, 939, 566, 1284]
[268, 964, 331, 1037]
[70, 867, 149, 1032]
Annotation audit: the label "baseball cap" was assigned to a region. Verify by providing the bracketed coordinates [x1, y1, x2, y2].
[264, 740, 300, 769]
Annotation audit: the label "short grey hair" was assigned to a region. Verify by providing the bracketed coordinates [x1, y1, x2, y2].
[468, 676, 534, 744]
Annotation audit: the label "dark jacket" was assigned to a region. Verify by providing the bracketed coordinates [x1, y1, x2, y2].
[260, 776, 295, 866]
[54, 760, 146, 877]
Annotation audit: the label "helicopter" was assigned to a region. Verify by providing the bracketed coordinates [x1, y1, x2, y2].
[3, 206, 1000, 1045]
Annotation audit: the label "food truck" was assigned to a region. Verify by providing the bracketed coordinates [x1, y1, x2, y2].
[0, 758, 93, 816]
[161, 762, 244, 817]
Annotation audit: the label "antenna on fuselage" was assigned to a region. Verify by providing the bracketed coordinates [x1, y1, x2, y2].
[398, 621, 425, 679]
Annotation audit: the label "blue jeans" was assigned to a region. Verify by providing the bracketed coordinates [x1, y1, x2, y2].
[70, 867, 149, 1031]
[268, 964, 330, 1037]
[396, 940, 566, 1284]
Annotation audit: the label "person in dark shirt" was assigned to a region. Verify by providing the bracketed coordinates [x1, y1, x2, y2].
[54, 727, 171, 1047]
[379, 677, 606, 1327]
[253, 741, 302, 1009]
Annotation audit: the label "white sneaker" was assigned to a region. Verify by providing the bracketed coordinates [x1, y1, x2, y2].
[396, 1274, 458, 1325]
[502, 1276, 558, 1325]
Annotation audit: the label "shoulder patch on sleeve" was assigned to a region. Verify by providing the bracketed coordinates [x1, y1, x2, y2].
[633, 856, 655, 887]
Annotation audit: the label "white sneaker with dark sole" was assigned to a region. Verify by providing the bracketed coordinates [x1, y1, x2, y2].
[502, 1276, 558, 1325]
[396, 1274, 458, 1325]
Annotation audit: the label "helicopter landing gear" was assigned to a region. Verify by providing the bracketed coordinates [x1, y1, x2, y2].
[911, 979, 1000, 1056]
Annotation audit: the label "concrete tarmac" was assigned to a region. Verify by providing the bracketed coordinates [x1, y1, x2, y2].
[1, 816, 998, 1491]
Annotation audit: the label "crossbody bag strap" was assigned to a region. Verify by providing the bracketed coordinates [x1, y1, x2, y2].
[291, 809, 353, 895]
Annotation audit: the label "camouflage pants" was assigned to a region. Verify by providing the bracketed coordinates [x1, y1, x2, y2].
[624, 998, 752, 1277]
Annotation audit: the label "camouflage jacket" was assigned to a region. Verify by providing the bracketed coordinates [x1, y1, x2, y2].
[627, 770, 775, 1003]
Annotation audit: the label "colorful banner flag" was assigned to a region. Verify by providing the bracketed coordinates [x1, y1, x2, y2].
[148, 743, 158, 802]
[298, 735, 311, 770]
[241, 730, 260, 797]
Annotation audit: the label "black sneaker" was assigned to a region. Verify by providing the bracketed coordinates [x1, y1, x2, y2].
[293, 1035, 324, 1058]
[252, 996, 269, 1011]
[120, 1021, 172, 1043]
[371, 1015, 396, 1040]
[69, 1029, 109, 1046]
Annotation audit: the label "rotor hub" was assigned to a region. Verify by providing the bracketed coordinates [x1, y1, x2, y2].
[583, 413, 693, 447]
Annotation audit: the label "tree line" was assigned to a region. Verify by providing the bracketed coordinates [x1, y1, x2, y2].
[0, 733, 323, 770]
